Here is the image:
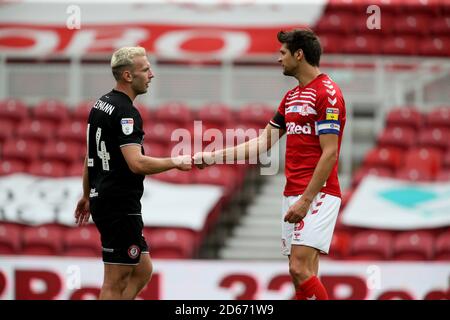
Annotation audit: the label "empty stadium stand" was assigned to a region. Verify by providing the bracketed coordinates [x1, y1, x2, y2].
[315, 1, 449, 56]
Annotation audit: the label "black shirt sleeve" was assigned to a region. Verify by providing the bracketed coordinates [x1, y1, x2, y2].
[269, 111, 286, 130]
[116, 107, 144, 147]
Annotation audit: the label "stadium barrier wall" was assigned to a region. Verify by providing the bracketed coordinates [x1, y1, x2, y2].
[0, 256, 448, 300]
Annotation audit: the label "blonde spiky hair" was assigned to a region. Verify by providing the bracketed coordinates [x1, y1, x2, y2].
[111, 47, 146, 80]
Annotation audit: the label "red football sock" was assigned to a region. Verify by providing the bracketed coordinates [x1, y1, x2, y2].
[298, 275, 329, 300]
[295, 287, 307, 300]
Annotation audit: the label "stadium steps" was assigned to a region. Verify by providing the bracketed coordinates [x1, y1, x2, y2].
[352, 117, 377, 164]
[219, 173, 285, 260]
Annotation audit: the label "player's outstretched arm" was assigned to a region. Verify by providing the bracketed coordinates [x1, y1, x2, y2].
[121, 144, 192, 175]
[74, 157, 91, 227]
[193, 123, 285, 169]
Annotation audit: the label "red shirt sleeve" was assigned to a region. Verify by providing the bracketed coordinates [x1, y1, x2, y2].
[315, 87, 345, 135]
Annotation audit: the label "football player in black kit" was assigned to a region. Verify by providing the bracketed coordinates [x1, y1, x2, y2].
[74, 47, 192, 300]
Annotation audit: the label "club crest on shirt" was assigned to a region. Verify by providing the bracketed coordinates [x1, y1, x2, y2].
[121, 118, 134, 135]
[326, 108, 339, 120]
[294, 220, 304, 231]
[128, 245, 140, 259]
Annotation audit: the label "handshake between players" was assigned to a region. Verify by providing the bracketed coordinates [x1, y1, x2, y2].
[173, 152, 221, 171]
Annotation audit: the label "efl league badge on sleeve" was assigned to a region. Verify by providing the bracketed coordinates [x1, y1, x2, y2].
[121, 118, 134, 135]
[326, 108, 339, 120]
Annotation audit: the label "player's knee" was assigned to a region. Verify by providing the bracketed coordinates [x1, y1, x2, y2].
[104, 269, 133, 292]
[136, 259, 153, 287]
[103, 277, 129, 293]
[141, 266, 153, 286]
[289, 260, 314, 283]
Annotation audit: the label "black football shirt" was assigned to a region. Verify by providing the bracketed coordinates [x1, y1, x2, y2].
[87, 89, 145, 221]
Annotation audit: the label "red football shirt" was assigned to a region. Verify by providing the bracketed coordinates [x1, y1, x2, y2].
[269, 73, 346, 198]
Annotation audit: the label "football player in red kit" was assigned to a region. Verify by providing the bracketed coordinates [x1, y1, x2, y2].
[194, 28, 346, 300]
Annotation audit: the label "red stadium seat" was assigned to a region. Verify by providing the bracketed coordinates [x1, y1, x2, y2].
[63, 225, 101, 257]
[396, 167, 434, 182]
[151, 169, 193, 184]
[22, 225, 64, 256]
[435, 169, 450, 182]
[27, 160, 67, 177]
[382, 36, 419, 55]
[385, 107, 423, 130]
[0, 98, 28, 122]
[197, 103, 234, 127]
[434, 231, 450, 261]
[143, 122, 178, 146]
[144, 228, 197, 259]
[343, 35, 381, 54]
[430, 16, 450, 35]
[328, 230, 351, 259]
[350, 230, 393, 260]
[315, 12, 354, 34]
[418, 128, 449, 151]
[66, 161, 84, 177]
[0, 160, 27, 175]
[353, 13, 395, 35]
[154, 102, 193, 127]
[403, 147, 443, 177]
[316, 33, 342, 54]
[142, 142, 168, 158]
[237, 103, 274, 129]
[426, 106, 450, 129]
[0, 223, 22, 254]
[325, 0, 364, 14]
[0, 119, 16, 143]
[377, 126, 416, 150]
[2, 139, 41, 163]
[33, 99, 70, 124]
[41, 141, 82, 165]
[393, 231, 434, 260]
[56, 120, 87, 144]
[193, 166, 236, 193]
[72, 100, 94, 122]
[134, 103, 152, 123]
[16, 119, 55, 143]
[444, 150, 450, 168]
[442, 2, 450, 15]
[398, 0, 442, 15]
[362, 147, 404, 171]
[418, 36, 450, 57]
[394, 13, 431, 35]
[351, 166, 394, 187]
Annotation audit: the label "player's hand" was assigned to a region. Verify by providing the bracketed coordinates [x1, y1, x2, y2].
[192, 152, 214, 169]
[284, 197, 312, 224]
[174, 154, 193, 171]
[75, 196, 91, 227]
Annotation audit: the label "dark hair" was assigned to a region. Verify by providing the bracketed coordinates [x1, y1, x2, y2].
[277, 29, 322, 67]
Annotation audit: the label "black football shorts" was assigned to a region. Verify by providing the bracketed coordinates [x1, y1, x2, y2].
[93, 213, 149, 265]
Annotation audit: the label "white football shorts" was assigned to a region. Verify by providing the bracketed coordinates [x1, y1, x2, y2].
[281, 192, 341, 256]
